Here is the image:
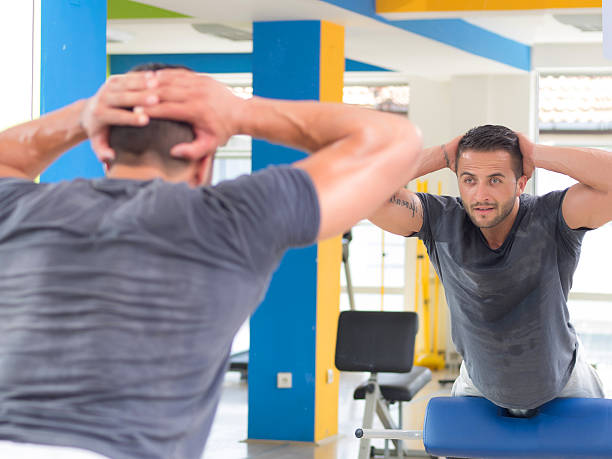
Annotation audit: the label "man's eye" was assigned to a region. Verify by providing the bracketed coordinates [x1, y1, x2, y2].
[491, 178, 501, 184]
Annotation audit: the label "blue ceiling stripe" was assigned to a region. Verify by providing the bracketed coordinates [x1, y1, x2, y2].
[318, 0, 531, 71]
[110, 53, 392, 74]
[110, 53, 253, 74]
[345, 58, 391, 71]
[394, 19, 530, 71]
[320, 0, 377, 17]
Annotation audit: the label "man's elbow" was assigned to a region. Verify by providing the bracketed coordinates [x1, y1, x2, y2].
[360, 119, 422, 158]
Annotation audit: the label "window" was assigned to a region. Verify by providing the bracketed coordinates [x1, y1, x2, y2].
[340, 221, 407, 311]
[212, 135, 251, 185]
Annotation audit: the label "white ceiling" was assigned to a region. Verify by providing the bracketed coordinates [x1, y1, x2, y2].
[107, 1, 609, 80]
[109, 20, 253, 54]
[465, 14, 602, 44]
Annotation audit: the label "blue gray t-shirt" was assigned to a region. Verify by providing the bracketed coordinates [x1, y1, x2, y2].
[413, 190, 586, 409]
[0, 166, 319, 459]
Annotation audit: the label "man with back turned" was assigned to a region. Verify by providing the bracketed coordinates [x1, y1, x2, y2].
[0, 64, 423, 458]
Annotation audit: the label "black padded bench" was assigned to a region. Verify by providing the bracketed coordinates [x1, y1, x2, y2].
[354, 367, 432, 403]
[335, 310, 434, 459]
[228, 350, 249, 380]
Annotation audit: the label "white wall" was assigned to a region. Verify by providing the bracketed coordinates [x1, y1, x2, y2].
[534, 42, 612, 72]
[450, 74, 533, 134]
[0, 0, 39, 131]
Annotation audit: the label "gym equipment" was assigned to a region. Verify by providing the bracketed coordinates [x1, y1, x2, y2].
[228, 349, 248, 380]
[357, 395, 612, 459]
[342, 230, 356, 310]
[414, 180, 445, 371]
[335, 310, 434, 458]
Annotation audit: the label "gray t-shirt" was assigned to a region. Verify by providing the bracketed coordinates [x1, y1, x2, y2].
[413, 190, 586, 409]
[0, 166, 319, 459]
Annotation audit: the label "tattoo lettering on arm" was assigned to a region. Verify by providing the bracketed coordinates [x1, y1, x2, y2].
[389, 193, 422, 218]
[442, 144, 450, 169]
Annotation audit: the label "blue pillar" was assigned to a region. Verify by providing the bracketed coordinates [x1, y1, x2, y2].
[248, 20, 344, 443]
[40, 0, 106, 182]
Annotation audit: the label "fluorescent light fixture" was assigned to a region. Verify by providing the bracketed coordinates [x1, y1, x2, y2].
[191, 23, 252, 41]
[107, 27, 133, 43]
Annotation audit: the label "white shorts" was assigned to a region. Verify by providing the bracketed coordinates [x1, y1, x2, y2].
[0, 441, 109, 459]
[451, 342, 605, 410]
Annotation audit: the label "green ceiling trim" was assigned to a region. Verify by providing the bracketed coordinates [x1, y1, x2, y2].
[108, 0, 191, 19]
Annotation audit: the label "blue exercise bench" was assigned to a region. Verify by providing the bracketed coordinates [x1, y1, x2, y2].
[357, 395, 612, 458]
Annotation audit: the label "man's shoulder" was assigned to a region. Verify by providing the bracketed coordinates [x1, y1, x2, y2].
[417, 192, 464, 217]
[205, 165, 319, 262]
[210, 165, 317, 211]
[213, 165, 309, 192]
[0, 176, 38, 190]
[0, 176, 48, 203]
[520, 190, 567, 214]
[411, 193, 466, 242]
[0, 176, 104, 192]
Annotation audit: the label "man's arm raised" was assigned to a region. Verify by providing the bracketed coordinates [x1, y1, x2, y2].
[518, 134, 612, 230]
[0, 101, 88, 180]
[147, 69, 423, 240]
[240, 97, 423, 239]
[0, 72, 158, 180]
[368, 137, 460, 236]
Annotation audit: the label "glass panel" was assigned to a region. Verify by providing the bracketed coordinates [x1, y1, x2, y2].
[344, 222, 405, 288]
[212, 157, 251, 184]
[539, 75, 612, 131]
[213, 134, 252, 184]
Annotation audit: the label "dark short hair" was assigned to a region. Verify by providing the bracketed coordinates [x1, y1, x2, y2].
[108, 63, 195, 172]
[456, 125, 523, 178]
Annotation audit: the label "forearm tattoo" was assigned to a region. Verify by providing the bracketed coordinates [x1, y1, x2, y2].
[390, 193, 421, 218]
[442, 144, 450, 169]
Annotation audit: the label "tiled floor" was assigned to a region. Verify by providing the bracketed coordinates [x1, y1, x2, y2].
[204, 368, 457, 459]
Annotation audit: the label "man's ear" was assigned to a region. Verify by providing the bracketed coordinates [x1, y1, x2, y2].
[193, 153, 214, 186]
[517, 174, 528, 195]
[102, 159, 112, 174]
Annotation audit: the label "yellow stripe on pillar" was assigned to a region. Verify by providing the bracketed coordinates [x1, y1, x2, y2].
[319, 21, 345, 104]
[314, 20, 344, 444]
[376, 0, 601, 13]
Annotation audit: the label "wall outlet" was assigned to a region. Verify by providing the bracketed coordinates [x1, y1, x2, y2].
[277, 372, 292, 389]
[326, 369, 334, 384]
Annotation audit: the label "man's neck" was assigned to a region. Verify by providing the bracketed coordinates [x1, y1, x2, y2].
[107, 163, 172, 182]
[479, 196, 521, 249]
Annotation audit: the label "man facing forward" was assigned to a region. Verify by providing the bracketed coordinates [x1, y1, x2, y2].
[370, 124, 609, 415]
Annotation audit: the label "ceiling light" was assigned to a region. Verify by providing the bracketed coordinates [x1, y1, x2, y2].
[107, 28, 133, 43]
[191, 23, 252, 41]
[553, 14, 602, 32]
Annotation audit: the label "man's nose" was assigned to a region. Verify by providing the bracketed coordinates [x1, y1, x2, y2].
[474, 182, 491, 202]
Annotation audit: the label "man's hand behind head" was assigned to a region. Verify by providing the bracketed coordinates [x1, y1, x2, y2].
[143, 70, 246, 160]
[516, 132, 535, 180]
[81, 71, 160, 162]
[443, 134, 462, 172]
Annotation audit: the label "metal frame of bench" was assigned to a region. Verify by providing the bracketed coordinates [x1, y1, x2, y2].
[335, 310, 435, 459]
